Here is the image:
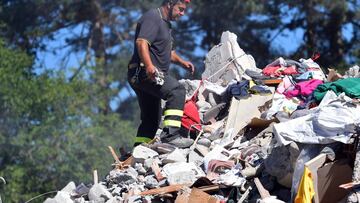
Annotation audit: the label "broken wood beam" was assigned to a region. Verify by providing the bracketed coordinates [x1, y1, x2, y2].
[254, 177, 270, 199]
[196, 185, 221, 192]
[139, 184, 186, 196]
[108, 146, 133, 169]
[93, 170, 98, 185]
[108, 146, 121, 165]
[151, 161, 165, 181]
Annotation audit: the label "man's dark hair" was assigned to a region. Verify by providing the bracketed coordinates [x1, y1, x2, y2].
[161, 0, 188, 6]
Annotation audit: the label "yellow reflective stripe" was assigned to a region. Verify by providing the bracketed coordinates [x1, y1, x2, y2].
[163, 120, 182, 127]
[134, 137, 152, 143]
[164, 109, 184, 117]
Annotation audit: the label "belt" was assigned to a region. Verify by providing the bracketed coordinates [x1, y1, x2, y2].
[128, 62, 145, 69]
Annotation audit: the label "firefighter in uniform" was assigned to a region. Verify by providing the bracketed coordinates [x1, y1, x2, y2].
[128, 0, 194, 148]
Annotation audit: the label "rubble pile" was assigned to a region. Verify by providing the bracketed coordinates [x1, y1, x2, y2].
[45, 31, 360, 203]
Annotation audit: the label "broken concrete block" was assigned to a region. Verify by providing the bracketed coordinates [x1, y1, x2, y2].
[106, 197, 121, 203]
[107, 169, 136, 185]
[203, 102, 227, 124]
[188, 150, 204, 167]
[88, 183, 113, 202]
[110, 186, 122, 196]
[43, 198, 57, 203]
[73, 197, 86, 203]
[179, 79, 201, 100]
[145, 175, 159, 189]
[126, 167, 139, 178]
[162, 162, 205, 185]
[202, 31, 258, 85]
[143, 158, 157, 170]
[72, 183, 90, 198]
[132, 145, 159, 164]
[194, 145, 209, 157]
[61, 181, 76, 193]
[150, 143, 177, 154]
[162, 148, 187, 164]
[134, 163, 147, 175]
[218, 167, 246, 186]
[202, 41, 240, 84]
[197, 100, 212, 113]
[197, 138, 211, 148]
[45, 191, 73, 203]
[264, 142, 299, 188]
[114, 173, 136, 185]
[126, 195, 142, 203]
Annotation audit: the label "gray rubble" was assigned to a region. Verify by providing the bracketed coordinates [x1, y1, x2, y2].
[43, 31, 360, 203]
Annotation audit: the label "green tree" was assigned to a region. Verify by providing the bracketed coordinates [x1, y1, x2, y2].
[0, 39, 135, 202]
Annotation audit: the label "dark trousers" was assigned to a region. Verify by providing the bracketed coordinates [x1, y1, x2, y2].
[128, 67, 185, 145]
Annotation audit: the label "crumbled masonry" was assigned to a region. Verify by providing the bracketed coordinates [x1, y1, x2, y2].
[44, 31, 360, 203]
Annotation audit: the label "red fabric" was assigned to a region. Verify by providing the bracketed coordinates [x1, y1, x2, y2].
[263, 65, 298, 77]
[283, 66, 298, 75]
[181, 100, 201, 132]
[263, 65, 281, 76]
[181, 80, 202, 132]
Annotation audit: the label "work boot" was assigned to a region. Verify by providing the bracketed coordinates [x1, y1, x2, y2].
[168, 136, 194, 148]
[160, 127, 194, 148]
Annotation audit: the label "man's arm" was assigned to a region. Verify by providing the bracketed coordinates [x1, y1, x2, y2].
[171, 50, 195, 74]
[136, 38, 156, 79]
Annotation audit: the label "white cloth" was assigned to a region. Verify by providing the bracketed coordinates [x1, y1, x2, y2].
[274, 92, 360, 145]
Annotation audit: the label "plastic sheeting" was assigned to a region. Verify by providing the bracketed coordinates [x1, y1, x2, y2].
[274, 92, 360, 145]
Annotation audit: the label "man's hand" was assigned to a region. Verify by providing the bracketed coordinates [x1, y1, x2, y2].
[182, 61, 195, 75]
[146, 65, 157, 80]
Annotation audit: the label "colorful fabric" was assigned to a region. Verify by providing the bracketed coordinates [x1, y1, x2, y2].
[284, 79, 323, 98]
[181, 100, 201, 132]
[263, 65, 299, 77]
[314, 78, 360, 102]
[276, 76, 294, 94]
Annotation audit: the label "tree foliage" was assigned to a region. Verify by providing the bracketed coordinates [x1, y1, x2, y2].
[0, 39, 135, 202]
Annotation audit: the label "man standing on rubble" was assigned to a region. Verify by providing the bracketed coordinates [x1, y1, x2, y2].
[128, 0, 195, 148]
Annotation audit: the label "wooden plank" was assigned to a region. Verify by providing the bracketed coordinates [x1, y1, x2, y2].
[108, 146, 121, 164]
[123, 156, 133, 166]
[347, 135, 360, 203]
[262, 79, 283, 85]
[254, 178, 270, 199]
[304, 153, 327, 203]
[139, 184, 185, 196]
[197, 185, 220, 192]
[188, 188, 220, 203]
[151, 161, 165, 181]
[339, 181, 360, 190]
[93, 170, 98, 185]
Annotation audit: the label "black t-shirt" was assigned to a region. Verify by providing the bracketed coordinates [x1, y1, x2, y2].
[129, 8, 173, 72]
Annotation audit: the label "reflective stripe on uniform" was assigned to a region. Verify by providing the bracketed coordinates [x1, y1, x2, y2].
[134, 136, 152, 143]
[164, 109, 184, 117]
[163, 120, 182, 127]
